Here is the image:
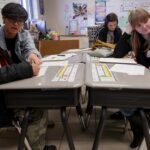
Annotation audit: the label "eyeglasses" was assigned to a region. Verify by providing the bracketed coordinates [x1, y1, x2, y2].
[6, 18, 25, 25]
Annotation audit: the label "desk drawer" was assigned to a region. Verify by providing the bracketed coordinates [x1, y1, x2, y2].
[4, 88, 81, 108]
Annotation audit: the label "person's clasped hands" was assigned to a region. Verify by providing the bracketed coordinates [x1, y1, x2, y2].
[28, 53, 42, 76]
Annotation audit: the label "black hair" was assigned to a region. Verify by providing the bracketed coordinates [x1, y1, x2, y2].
[104, 13, 118, 28]
[1, 3, 28, 21]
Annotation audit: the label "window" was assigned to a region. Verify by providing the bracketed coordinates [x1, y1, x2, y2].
[19, 0, 39, 20]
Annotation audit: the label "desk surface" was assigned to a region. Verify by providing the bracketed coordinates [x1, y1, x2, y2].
[0, 64, 84, 108]
[85, 62, 150, 108]
[85, 62, 150, 90]
[0, 64, 84, 90]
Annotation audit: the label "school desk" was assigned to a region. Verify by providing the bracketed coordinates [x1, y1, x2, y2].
[85, 62, 150, 150]
[0, 63, 84, 150]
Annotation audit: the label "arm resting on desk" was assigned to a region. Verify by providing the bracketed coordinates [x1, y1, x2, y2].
[0, 62, 33, 84]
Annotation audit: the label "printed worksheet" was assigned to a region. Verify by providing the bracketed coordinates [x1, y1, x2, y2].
[52, 64, 78, 82]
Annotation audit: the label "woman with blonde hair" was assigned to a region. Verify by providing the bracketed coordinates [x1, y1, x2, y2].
[112, 8, 150, 148]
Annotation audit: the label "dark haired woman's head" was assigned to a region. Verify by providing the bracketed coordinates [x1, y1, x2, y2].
[104, 13, 118, 31]
[1, 2, 28, 22]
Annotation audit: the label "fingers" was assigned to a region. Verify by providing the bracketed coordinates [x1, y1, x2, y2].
[31, 64, 40, 76]
[28, 53, 42, 65]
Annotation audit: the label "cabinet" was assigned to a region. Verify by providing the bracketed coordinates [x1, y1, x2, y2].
[38, 40, 79, 56]
[60, 35, 89, 49]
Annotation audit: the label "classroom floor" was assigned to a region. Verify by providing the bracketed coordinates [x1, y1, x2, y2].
[0, 103, 141, 150]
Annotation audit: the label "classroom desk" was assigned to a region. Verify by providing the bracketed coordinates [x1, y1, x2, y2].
[85, 62, 150, 150]
[0, 64, 84, 150]
[62, 48, 92, 64]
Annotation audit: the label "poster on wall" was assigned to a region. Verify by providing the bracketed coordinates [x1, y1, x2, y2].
[72, 3, 88, 35]
[64, 3, 88, 35]
[95, 0, 106, 24]
[106, 0, 150, 29]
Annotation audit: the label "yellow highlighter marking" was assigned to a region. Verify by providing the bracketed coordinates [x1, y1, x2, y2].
[57, 66, 67, 78]
[102, 64, 111, 77]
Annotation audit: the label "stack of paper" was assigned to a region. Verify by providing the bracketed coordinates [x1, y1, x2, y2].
[99, 58, 137, 64]
[110, 64, 145, 75]
[40, 61, 68, 67]
[41, 53, 76, 61]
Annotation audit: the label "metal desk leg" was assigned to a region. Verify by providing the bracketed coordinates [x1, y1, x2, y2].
[139, 109, 150, 150]
[61, 107, 75, 150]
[85, 101, 93, 128]
[18, 110, 30, 150]
[92, 106, 107, 150]
[76, 103, 86, 130]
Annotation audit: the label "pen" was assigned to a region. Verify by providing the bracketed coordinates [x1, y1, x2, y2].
[57, 54, 65, 56]
[32, 60, 35, 64]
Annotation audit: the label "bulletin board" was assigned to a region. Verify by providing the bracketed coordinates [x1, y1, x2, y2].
[0, 0, 18, 25]
[96, 0, 150, 29]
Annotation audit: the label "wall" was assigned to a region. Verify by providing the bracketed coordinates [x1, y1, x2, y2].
[43, 0, 95, 35]
[44, 0, 150, 35]
[106, 0, 150, 29]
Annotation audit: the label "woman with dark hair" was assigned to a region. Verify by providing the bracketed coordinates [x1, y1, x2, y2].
[95, 13, 122, 44]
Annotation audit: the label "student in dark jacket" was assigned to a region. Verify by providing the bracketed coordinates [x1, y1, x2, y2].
[95, 13, 122, 44]
[112, 8, 150, 148]
[0, 47, 40, 129]
[0, 48, 40, 84]
[0, 3, 56, 150]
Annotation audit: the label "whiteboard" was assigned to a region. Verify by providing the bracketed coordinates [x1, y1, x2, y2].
[106, 0, 150, 29]
[0, 0, 18, 25]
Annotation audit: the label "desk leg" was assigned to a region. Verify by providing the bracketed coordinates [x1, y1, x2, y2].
[139, 109, 150, 150]
[85, 101, 93, 128]
[76, 103, 86, 130]
[61, 107, 75, 150]
[92, 106, 107, 150]
[18, 110, 30, 150]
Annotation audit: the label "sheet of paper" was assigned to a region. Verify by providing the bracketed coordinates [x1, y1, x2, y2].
[40, 61, 68, 67]
[67, 48, 92, 53]
[41, 53, 76, 61]
[110, 64, 145, 75]
[92, 63, 115, 82]
[92, 63, 99, 82]
[52, 64, 78, 82]
[90, 56, 100, 62]
[37, 66, 48, 77]
[99, 58, 137, 64]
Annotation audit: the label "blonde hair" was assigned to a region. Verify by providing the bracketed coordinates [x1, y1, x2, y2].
[128, 8, 150, 56]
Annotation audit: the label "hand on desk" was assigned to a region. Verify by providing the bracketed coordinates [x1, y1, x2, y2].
[28, 53, 42, 65]
[31, 63, 40, 76]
